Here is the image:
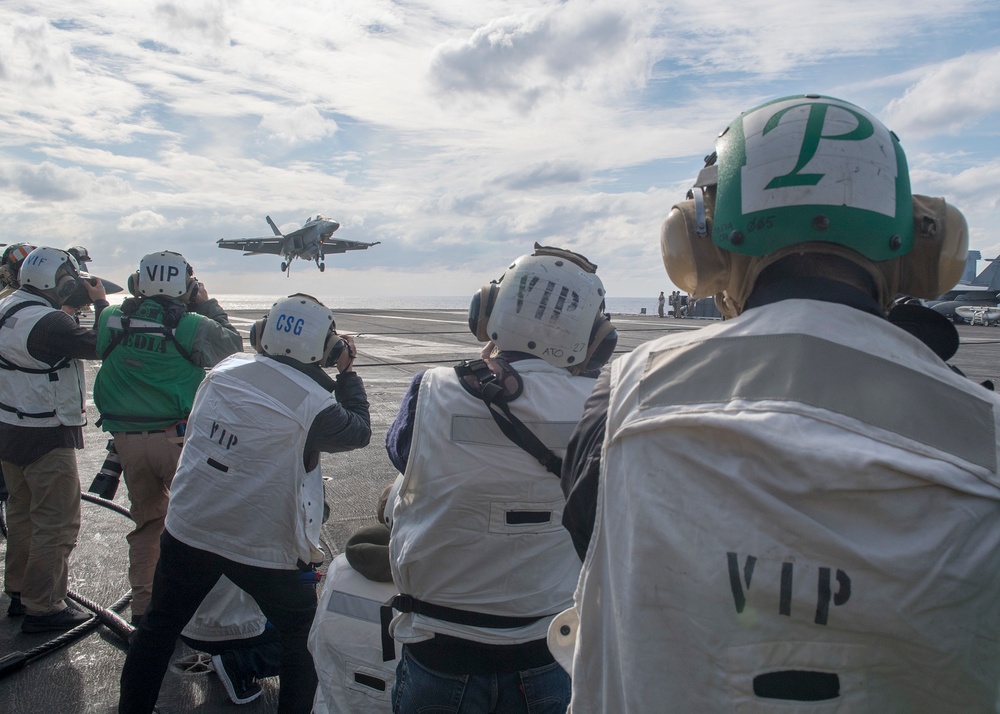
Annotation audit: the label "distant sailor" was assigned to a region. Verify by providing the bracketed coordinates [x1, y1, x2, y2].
[118, 293, 371, 714]
[384, 245, 617, 714]
[93, 251, 242, 625]
[558, 95, 1000, 713]
[0, 243, 37, 299]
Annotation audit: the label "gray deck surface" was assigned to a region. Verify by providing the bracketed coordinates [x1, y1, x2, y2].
[2, 307, 999, 713]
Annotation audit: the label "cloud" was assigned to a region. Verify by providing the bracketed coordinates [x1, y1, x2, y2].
[0, 1, 996, 302]
[883, 48, 1000, 137]
[153, 0, 233, 49]
[3, 17, 74, 88]
[497, 162, 585, 190]
[651, 0, 990, 79]
[5, 162, 129, 201]
[258, 104, 338, 145]
[429, 1, 650, 113]
[117, 209, 183, 232]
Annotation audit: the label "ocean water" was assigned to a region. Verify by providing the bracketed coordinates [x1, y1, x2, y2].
[214, 294, 664, 316]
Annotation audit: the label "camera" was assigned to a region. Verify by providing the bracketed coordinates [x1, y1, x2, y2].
[88, 439, 123, 499]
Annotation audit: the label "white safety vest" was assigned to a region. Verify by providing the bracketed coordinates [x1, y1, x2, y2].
[390, 359, 590, 645]
[565, 299, 1000, 713]
[181, 575, 266, 642]
[309, 554, 397, 714]
[166, 354, 336, 569]
[0, 290, 86, 427]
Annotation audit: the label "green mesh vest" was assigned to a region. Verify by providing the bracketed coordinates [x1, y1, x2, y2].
[93, 300, 204, 432]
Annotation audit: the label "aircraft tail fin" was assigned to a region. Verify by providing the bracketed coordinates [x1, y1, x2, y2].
[982, 259, 1000, 291]
[266, 216, 282, 236]
[960, 250, 982, 285]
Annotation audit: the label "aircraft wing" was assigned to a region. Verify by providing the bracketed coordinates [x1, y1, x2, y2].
[217, 237, 284, 256]
[321, 239, 381, 256]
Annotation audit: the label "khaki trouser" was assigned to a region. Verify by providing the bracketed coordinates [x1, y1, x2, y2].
[2, 448, 82, 615]
[113, 430, 183, 617]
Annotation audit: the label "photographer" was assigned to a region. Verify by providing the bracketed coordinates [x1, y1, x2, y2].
[92, 251, 242, 624]
[118, 293, 370, 714]
[1, 247, 107, 631]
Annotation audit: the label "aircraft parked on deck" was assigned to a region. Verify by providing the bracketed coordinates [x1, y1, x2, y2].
[926, 250, 1000, 323]
[217, 214, 380, 275]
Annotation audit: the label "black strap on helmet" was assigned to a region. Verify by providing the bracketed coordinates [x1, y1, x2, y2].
[454, 358, 562, 477]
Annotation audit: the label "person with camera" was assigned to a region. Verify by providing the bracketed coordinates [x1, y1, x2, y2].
[0, 247, 108, 631]
[92, 251, 243, 624]
[557, 95, 1000, 712]
[383, 245, 617, 714]
[118, 293, 371, 714]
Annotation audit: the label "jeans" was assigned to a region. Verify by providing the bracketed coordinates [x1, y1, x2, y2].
[118, 531, 318, 714]
[393, 645, 570, 714]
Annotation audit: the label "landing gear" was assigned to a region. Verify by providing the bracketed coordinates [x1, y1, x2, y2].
[281, 261, 288, 273]
[319, 262, 326, 273]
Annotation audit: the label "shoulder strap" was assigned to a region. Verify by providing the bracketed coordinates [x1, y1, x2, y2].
[0, 300, 71, 374]
[454, 358, 563, 477]
[100, 311, 196, 364]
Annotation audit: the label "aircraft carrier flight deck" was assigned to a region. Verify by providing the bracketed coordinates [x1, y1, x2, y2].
[2, 308, 999, 713]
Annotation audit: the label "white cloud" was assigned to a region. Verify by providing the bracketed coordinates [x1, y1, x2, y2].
[3, 16, 74, 88]
[884, 48, 1000, 137]
[118, 209, 183, 232]
[258, 104, 338, 145]
[2, 161, 129, 201]
[0, 1, 996, 300]
[429, 1, 652, 113]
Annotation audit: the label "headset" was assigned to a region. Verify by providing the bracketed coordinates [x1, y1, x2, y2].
[54, 272, 81, 303]
[662, 174, 969, 314]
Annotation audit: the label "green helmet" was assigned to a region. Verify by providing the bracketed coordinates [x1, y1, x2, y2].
[711, 94, 913, 261]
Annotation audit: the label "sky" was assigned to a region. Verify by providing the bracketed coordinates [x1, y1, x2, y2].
[1, 0, 999, 302]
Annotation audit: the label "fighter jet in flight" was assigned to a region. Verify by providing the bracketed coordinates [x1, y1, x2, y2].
[217, 214, 380, 274]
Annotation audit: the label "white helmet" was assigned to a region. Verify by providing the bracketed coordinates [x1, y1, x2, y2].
[469, 244, 617, 372]
[251, 293, 343, 366]
[132, 251, 194, 299]
[19, 247, 83, 304]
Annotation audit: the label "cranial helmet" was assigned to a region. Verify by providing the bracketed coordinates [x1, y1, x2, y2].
[468, 244, 618, 373]
[18, 247, 84, 304]
[0, 243, 37, 289]
[129, 251, 195, 300]
[249, 293, 345, 366]
[661, 94, 968, 316]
